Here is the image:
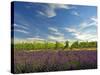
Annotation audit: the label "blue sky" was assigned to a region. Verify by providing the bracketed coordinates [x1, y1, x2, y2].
[12, 1, 97, 42]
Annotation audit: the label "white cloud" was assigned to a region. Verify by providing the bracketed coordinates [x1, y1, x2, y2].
[72, 11, 80, 16]
[14, 29, 29, 34]
[65, 16, 97, 41]
[48, 27, 64, 36]
[48, 27, 65, 41]
[14, 23, 29, 30]
[65, 27, 97, 41]
[14, 37, 45, 43]
[38, 9, 56, 18]
[91, 16, 97, 22]
[48, 4, 74, 10]
[27, 37, 45, 41]
[38, 4, 75, 18]
[48, 27, 58, 32]
[73, 32, 97, 41]
[53, 32, 64, 36]
[48, 35, 65, 42]
[80, 17, 97, 29]
[65, 28, 77, 33]
[13, 23, 30, 34]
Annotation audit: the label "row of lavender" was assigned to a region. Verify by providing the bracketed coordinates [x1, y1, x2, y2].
[14, 50, 97, 73]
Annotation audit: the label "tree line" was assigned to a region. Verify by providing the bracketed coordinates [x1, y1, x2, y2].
[14, 40, 97, 50]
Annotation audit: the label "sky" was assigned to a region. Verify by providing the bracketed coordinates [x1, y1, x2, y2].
[12, 1, 97, 42]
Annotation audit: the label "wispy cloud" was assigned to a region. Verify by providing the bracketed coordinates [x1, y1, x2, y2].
[14, 37, 44, 43]
[27, 37, 45, 41]
[65, 27, 97, 41]
[65, 16, 97, 41]
[65, 27, 78, 33]
[14, 29, 29, 34]
[38, 11, 56, 18]
[48, 27, 64, 36]
[72, 11, 80, 16]
[80, 16, 97, 29]
[48, 35, 65, 42]
[53, 32, 64, 36]
[14, 23, 29, 30]
[90, 16, 97, 22]
[38, 4, 75, 18]
[48, 27, 58, 32]
[48, 27, 65, 41]
[48, 4, 74, 10]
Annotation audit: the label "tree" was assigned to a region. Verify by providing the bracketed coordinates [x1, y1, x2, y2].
[55, 41, 59, 49]
[63, 40, 69, 49]
[44, 40, 48, 49]
[88, 41, 97, 48]
[79, 41, 87, 48]
[70, 41, 79, 49]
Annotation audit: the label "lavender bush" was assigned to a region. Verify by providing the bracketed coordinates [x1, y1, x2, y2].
[13, 50, 97, 73]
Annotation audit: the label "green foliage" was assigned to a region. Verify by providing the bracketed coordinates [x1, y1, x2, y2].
[70, 41, 79, 49]
[55, 41, 64, 49]
[78, 41, 97, 48]
[63, 41, 69, 49]
[14, 41, 97, 50]
[79, 41, 88, 48]
[88, 41, 97, 48]
[46, 42, 55, 49]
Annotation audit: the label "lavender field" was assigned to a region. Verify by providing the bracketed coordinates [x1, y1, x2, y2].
[14, 50, 97, 73]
